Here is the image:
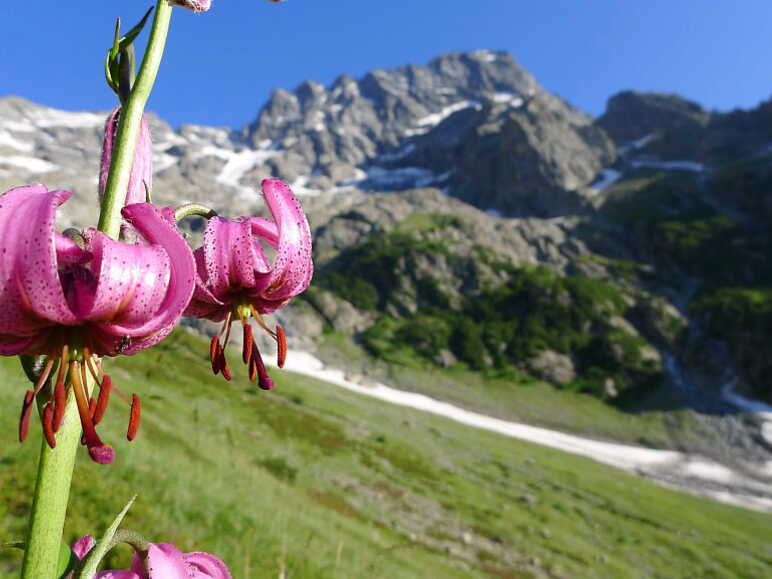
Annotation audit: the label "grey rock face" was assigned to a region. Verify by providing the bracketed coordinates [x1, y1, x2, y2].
[597, 91, 709, 144]
[527, 350, 576, 384]
[244, 51, 614, 215]
[1, 51, 617, 219]
[307, 187, 590, 274]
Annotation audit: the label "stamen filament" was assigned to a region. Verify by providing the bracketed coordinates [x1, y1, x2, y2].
[33, 357, 56, 395]
[218, 311, 232, 337]
[250, 305, 277, 338]
[222, 314, 233, 348]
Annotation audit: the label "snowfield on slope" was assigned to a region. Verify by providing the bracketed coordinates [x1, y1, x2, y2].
[273, 350, 772, 513]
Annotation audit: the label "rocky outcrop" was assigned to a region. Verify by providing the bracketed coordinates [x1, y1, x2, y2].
[596, 91, 709, 144]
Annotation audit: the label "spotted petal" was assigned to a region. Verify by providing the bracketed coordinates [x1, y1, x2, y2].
[183, 551, 232, 579]
[250, 179, 313, 310]
[95, 203, 195, 340]
[0, 184, 78, 337]
[145, 543, 189, 577]
[76, 229, 171, 326]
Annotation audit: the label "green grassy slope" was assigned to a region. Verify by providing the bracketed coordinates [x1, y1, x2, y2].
[1, 330, 770, 578]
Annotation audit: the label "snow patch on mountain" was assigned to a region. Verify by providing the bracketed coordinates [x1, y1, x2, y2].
[0, 155, 57, 173]
[630, 159, 705, 172]
[0, 130, 34, 152]
[589, 168, 622, 193]
[405, 100, 482, 136]
[378, 143, 416, 163]
[492, 92, 524, 107]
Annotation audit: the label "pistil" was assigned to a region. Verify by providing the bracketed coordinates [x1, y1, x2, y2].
[69, 360, 114, 464]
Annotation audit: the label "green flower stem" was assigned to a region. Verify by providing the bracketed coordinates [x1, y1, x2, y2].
[21, 376, 94, 579]
[98, 0, 173, 240]
[21, 3, 174, 577]
[174, 203, 218, 222]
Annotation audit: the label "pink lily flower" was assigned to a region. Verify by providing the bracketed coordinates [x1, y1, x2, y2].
[184, 179, 312, 388]
[0, 184, 195, 463]
[172, 0, 212, 12]
[99, 107, 153, 206]
[74, 535, 231, 578]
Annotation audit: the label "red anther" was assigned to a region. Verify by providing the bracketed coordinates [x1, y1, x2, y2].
[53, 379, 66, 431]
[42, 403, 56, 449]
[248, 349, 258, 382]
[19, 390, 34, 443]
[220, 349, 232, 382]
[242, 324, 253, 365]
[93, 375, 112, 425]
[251, 343, 275, 391]
[276, 325, 287, 368]
[127, 394, 141, 441]
[210, 335, 221, 375]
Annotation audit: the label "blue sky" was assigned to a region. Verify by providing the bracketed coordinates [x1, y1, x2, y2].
[1, 1, 770, 128]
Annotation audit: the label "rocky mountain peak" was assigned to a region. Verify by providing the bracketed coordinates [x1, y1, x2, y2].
[597, 90, 709, 144]
[237, 50, 615, 215]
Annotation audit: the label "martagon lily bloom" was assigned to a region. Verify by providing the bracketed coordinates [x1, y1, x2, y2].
[0, 184, 195, 463]
[73, 535, 231, 579]
[184, 179, 312, 388]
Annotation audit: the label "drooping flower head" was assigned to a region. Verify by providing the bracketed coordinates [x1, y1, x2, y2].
[184, 179, 312, 388]
[99, 107, 153, 206]
[0, 184, 195, 463]
[172, 0, 212, 12]
[74, 535, 231, 579]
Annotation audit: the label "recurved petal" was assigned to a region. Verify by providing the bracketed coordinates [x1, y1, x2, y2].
[86, 316, 178, 357]
[247, 216, 278, 247]
[76, 229, 171, 326]
[201, 217, 271, 301]
[145, 543, 189, 578]
[184, 248, 226, 319]
[95, 203, 195, 339]
[0, 335, 39, 356]
[0, 184, 77, 334]
[55, 232, 91, 267]
[259, 179, 313, 302]
[183, 551, 232, 578]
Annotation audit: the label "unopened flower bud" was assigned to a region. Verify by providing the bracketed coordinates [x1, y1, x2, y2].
[172, 0, 212, 12]
[99, 106, 153, 206]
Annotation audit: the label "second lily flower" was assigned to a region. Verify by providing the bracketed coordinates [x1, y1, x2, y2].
[184, 179, 313, 388]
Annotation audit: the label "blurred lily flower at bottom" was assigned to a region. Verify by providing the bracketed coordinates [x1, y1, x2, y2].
[73, 535, 232, 578]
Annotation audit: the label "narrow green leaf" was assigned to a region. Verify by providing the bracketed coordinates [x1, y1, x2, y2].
[75, 495, 137, 578]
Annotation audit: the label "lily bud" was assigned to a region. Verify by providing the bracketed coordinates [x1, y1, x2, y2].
[172, 0, 212, 11]
[99, 106, 153, 206]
